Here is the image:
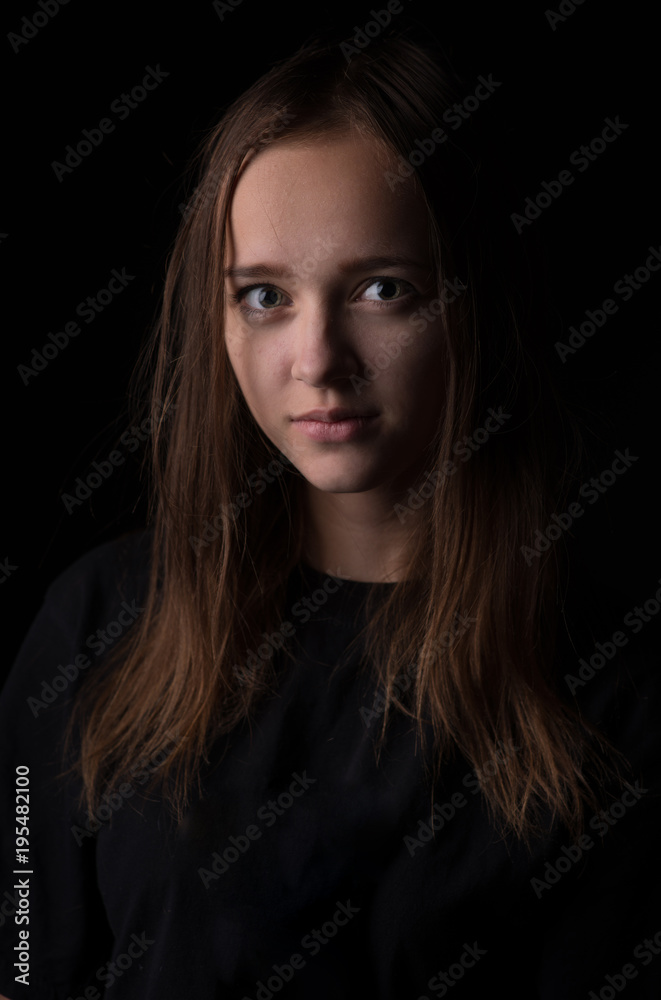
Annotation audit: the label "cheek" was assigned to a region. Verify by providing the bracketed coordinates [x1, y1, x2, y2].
[394, 335, 447, 433]
[380, 324, 446, 394]
[225, 338, 286, 420]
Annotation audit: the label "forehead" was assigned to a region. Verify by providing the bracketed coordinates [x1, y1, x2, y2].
[225, 134, 431, 263]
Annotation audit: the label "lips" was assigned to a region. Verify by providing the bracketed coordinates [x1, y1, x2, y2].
[292, 411, 379, 443]
[293, 408, 378, 422]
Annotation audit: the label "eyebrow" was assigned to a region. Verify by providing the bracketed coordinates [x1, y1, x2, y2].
[223, 254, 429, 281]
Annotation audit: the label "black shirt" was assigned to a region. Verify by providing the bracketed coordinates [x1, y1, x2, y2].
[1, 529, 659, 999]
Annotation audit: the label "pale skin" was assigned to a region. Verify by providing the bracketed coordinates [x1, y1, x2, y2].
[223, 133, 448, 583]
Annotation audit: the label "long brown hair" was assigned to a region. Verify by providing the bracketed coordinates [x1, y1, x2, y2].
[68, 30, 621, 843]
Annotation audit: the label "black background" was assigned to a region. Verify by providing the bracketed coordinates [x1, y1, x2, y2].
[3, 0, 660, 676]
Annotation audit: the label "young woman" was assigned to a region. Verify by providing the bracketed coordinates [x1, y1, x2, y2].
[1, 31, 659, 1000]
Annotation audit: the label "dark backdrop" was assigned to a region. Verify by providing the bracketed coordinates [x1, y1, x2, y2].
[4, 0, 659, 677]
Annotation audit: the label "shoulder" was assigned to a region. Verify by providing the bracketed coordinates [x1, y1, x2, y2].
[0, 528, 153, 718]
[38, 527, 153, 658]
[43, 527, 153, 610]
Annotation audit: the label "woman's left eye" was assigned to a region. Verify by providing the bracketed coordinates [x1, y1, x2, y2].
[360, 278, 413, 304]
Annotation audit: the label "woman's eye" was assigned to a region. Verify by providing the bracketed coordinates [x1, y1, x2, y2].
[235, 285, 288, 312]
[360, 278, 412, 303]
[231, 277, 414, 317]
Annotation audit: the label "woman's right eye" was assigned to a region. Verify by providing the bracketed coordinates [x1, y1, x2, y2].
[232, 285, 289, 314]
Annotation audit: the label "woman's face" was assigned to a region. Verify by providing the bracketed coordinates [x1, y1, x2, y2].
[223, 133, 448, 498]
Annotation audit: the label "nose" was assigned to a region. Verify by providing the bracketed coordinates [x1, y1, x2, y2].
[289, 303, 362, 388]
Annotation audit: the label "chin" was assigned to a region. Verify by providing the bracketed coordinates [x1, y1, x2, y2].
[296, 460, 386, 495]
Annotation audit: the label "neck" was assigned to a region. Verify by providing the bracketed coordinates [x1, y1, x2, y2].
[300, 483, 417, 583]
